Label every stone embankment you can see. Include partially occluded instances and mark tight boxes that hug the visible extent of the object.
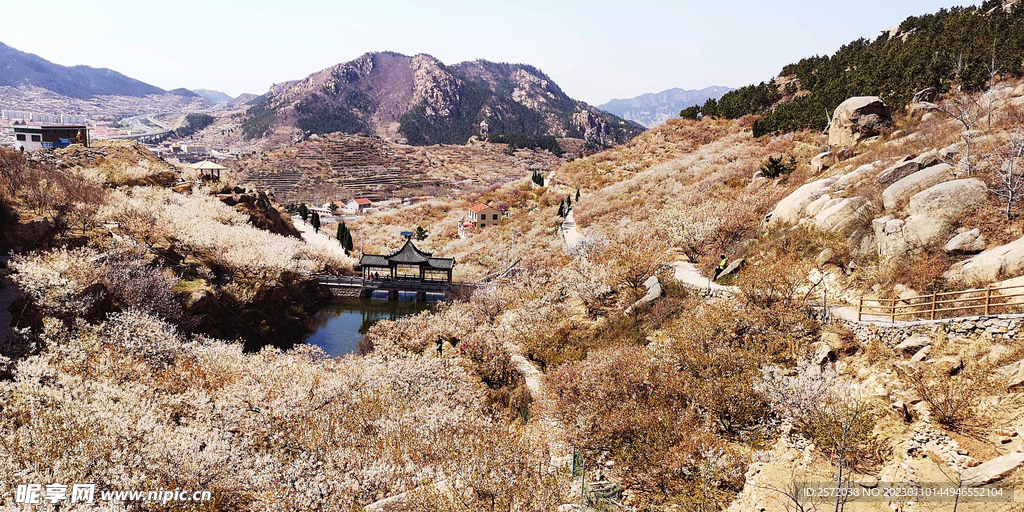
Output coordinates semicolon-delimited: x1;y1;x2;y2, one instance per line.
849;314;1024;344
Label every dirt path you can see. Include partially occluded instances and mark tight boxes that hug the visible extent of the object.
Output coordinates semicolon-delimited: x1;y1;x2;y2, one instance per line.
292;215;352;262
510;351;574;470
561;210;581;250
670;261;738;293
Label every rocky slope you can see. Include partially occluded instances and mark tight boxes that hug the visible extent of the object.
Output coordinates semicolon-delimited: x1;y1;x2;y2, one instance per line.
240;51;643;147
598;86;734;127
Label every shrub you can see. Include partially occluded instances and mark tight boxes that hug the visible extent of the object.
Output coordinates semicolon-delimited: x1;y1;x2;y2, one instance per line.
757;364;880;508
903;361;998;429
759;155;797;179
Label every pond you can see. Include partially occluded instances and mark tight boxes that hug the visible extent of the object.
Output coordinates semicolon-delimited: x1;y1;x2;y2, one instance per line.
303;293;438;357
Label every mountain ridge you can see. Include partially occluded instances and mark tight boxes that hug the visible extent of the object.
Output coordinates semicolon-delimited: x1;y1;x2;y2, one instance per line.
241;51;644;147
599;86;734;127
0;41;165;99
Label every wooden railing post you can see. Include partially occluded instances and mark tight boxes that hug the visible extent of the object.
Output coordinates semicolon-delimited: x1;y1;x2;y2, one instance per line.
986;284;992;316
890;298;896;324
857;298;863;322
930;291;937;321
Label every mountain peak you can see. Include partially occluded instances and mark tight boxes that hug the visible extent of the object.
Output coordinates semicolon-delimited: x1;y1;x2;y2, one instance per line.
241;52;643;146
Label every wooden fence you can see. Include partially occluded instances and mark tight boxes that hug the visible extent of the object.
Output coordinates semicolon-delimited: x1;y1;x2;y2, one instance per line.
858;283;1024;322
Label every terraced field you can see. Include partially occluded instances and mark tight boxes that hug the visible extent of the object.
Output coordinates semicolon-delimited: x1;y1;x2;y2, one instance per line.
241;133;564;202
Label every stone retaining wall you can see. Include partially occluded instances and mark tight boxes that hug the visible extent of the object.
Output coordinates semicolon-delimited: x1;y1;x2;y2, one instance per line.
848;314;1024;346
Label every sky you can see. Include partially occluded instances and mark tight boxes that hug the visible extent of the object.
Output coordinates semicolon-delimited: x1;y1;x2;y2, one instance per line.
0;0;982;105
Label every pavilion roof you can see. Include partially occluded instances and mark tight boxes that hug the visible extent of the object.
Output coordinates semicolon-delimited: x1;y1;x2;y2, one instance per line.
190;160;227;171
359;239;455;270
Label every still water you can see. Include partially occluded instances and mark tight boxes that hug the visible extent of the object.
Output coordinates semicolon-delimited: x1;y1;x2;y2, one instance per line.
304;293;437;357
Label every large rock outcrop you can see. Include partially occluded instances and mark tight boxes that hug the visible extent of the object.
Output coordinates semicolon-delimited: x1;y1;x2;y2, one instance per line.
875;159;921;188
873;216;909;260
766;178;835;226
873;179;985;259
946;236;1024;283
811;197;873;234
902;179;987;247
881;163;955;212
828;96;893;147
944;229;985;254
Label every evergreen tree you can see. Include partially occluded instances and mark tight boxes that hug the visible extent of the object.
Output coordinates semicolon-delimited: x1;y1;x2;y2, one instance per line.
566;195;572;209
311;211;321;232
680;105;701;119
337;221;354;253
414;226;429;241
700;98;720;118
760;155;797;179
299;203;309;222
575;188;580;202
558;200;565;218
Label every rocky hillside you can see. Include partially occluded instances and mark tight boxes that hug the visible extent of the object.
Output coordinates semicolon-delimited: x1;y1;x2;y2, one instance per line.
0;41;165;99
598;86;733;127
240;51;644;147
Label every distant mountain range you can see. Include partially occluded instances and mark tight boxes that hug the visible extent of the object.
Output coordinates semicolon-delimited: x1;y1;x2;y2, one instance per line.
599;86;734;128
0;41;166;99
240;51;644;146
192;89;234;104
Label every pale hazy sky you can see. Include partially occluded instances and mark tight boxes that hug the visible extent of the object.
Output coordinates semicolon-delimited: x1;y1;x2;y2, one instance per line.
0;0;980;104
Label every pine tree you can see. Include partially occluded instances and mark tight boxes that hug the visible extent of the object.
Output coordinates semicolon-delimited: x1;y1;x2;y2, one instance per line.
575;188;580;202
415;226;429;241
760;155;797;179
311;211;321;232
566;195;572;209
299;203;309;222
343;230;353;252
557;200;565;218
336;222;346;244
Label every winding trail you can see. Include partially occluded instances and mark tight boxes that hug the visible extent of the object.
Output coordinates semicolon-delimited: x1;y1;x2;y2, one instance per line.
561;210;581;250
510;351;573;468
292;215;351;261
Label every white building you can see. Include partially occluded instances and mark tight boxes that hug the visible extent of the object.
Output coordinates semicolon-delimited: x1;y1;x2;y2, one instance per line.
342;198;373;214
12;124;89;152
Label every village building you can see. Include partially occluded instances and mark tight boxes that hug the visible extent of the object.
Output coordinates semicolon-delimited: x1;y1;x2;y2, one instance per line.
307;205;334;219
343;198;373;214
12;124;89;151
468;203;501;228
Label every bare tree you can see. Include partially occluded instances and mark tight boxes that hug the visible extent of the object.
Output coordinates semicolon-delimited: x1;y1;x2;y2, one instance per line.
596;228;666;293
987;49;1000;130
936;92;985;176
988;130;1024;219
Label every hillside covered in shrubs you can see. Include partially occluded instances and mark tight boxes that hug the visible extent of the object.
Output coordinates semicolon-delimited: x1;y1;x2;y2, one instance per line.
8;3;1024;511
687;0;1024;136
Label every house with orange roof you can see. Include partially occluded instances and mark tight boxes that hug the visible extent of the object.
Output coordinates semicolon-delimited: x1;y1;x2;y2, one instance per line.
467;203;501;229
